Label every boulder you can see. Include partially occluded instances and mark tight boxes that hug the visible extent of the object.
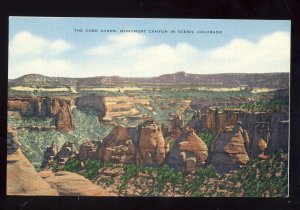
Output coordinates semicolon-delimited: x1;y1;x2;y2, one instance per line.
136;120;169;166
7;128;59;195
98;125;137;164
211;122;250;172
42;171;116;196
167;126;208;172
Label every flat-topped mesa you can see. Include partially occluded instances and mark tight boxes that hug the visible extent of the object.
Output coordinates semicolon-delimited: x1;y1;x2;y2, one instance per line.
7;96;72;118
75;95;139;121
54;103;74;132
136;120;169;166
250;122;270;159
98;125;137;164
211;122;250;173
167;126;208;173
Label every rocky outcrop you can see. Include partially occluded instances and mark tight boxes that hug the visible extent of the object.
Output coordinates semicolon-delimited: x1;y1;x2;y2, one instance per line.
249;122;270;158
189;108;289;156
7;127;21;155
41;142;59;169
55;142;79;164
98;126;137;164
167;127;208;172
40;171;116;196
79;140;100;161
7;97;68;117
54;103;74;131
76;95;140;121
136;120;169;166
7;128;59;195
211;122;250;172
169;114;184;138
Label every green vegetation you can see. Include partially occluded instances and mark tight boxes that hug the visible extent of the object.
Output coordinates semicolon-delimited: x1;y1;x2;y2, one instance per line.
229;98;288;112
8;109;112;168
197;131;216;151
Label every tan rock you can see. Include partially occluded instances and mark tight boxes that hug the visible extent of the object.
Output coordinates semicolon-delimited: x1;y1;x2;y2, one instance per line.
98;125;136;164
136;121;168;166
55;103;74;132
7;128;58;195
43;171;116;196
167;126;208;172
211;122;250;172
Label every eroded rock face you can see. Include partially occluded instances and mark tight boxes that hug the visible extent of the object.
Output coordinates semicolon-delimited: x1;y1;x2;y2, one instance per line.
136;120;169;166
7;127;21;155
211;122;250;172
7;97;66;117
7;128;59;195
55;103;74;131
98;126;137;164
79;140;100;161
167;127;208;173
249;122;270;158
41;171;116;196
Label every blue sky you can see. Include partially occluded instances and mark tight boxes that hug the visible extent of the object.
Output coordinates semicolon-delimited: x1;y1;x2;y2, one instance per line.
9;17;291;79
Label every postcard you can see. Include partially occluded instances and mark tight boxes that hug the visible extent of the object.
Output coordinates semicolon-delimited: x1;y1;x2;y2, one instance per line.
7;17;290;197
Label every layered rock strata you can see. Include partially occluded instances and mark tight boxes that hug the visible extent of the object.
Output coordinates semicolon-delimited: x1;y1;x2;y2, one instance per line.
167;127;208;173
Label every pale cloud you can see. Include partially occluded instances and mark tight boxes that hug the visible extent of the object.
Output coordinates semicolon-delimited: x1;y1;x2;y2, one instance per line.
9;31;290;78
10;31;72;57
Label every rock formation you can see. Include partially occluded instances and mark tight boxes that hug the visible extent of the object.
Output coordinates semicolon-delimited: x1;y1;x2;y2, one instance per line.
7;127;59;195
7;97;68;118
249;122;270;158
136;120;169;166
41;142;59;169
40;171;115;196
79;140;100;161
55;142;79;164
7;127;21;155
169;114;184;138
54;103;74;131
211;122;250;172
98;126;137;164
167;127;208;173
75;95;139;121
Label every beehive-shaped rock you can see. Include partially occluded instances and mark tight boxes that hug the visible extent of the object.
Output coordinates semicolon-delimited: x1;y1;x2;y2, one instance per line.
98;125;136;164
136;120;169;166
167;126;208;172
211;122;249;172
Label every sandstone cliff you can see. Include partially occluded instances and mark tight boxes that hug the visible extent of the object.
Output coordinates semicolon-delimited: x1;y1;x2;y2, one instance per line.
7;96;71;118
211;122;249;172
7;127;59;195
167;127;208;172
54;103;74;131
